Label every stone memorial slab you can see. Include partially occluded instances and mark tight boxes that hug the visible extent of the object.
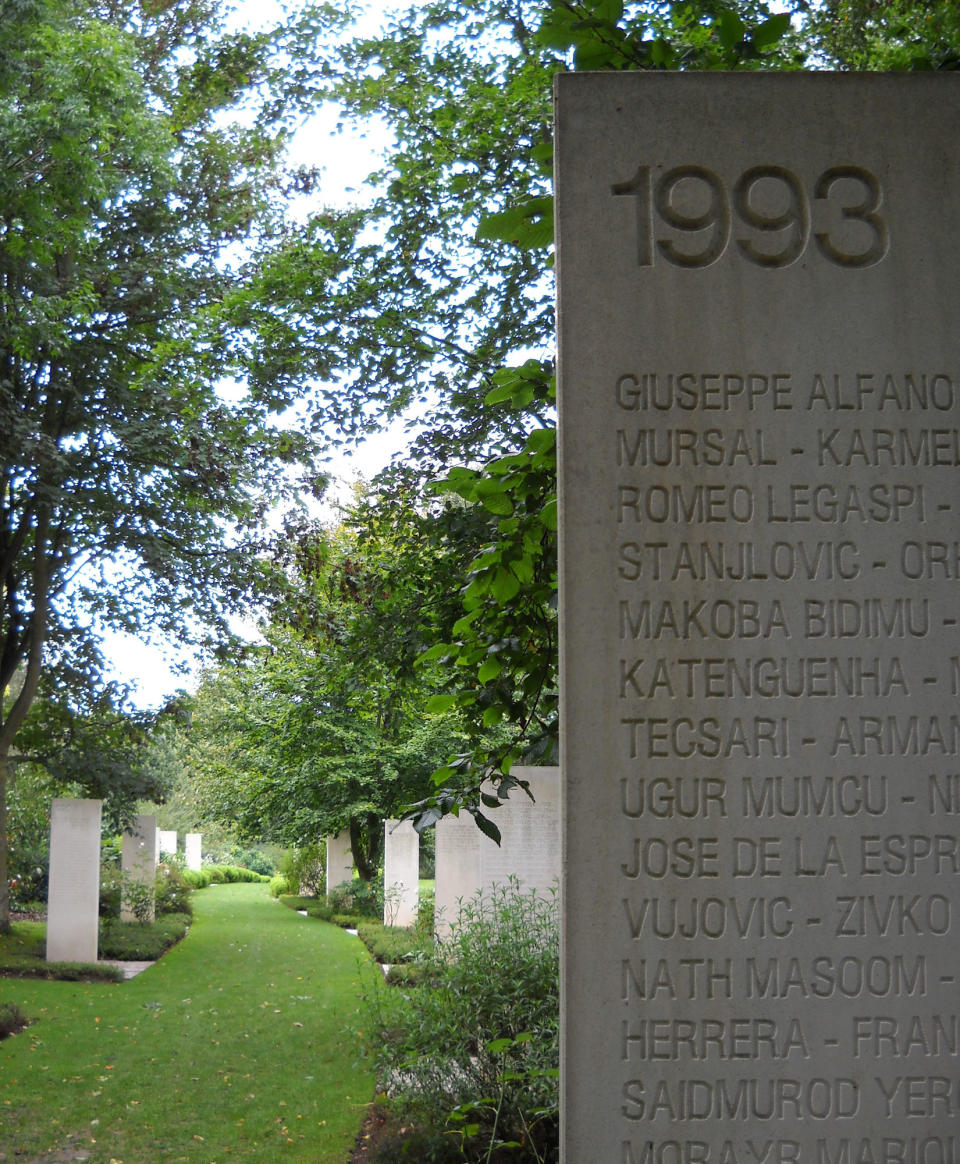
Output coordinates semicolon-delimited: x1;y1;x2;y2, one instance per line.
121;813;156;923
46;798;103;963
556;73;960;1163
157;829;178;859
325;831;354;895
383;819;419;927
185;832;202;872
434;766;559;933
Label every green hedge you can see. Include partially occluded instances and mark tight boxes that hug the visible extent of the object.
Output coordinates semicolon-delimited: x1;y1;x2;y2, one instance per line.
205;865;270;884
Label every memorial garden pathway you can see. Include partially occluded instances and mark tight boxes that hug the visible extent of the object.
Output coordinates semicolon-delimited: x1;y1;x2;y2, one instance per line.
0;882;378;1163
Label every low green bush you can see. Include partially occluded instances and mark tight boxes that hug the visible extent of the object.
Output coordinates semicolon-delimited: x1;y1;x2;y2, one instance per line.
356;922;431;966
155;864;193;916
0;955;124;983
205;864;270;884
368;878;559;1162
0;1001;29;1039
181;868;211;890
98;862;123;919
277;844;324;896
327;877;381;918
99;914;190;961
268;874;295;897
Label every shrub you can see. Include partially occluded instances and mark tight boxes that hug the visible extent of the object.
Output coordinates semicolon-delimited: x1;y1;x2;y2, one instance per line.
268;874;292;897
0;1002;29;1039
205;864;270;884
277;844;325;896
121;876;155;924
327;876;381;918
356;922;431;966
368;878;559;1162
155;864;193;917
181;868;211;890
98;863;123;919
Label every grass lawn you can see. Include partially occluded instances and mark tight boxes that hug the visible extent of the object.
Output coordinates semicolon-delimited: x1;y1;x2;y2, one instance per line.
0;881;379;1163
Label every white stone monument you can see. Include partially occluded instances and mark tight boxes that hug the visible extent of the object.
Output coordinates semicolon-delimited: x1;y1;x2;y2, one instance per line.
383;819;419;927
46;798;103;963
120;813;156;923
434;766;559;934
556;72;960;1162
184;832;202;872
325;831;353;895
157;829;178;860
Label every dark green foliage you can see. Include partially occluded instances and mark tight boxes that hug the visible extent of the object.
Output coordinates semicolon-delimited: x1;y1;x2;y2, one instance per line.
369;879;559;1161
356;921;432;966
0;1000;29;1038
0;954;124;983
203;864;270;884
277;844;325;897
153;864;193;916
327;877;382;919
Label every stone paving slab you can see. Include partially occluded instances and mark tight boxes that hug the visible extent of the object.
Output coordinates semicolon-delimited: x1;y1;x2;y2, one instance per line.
99;959;154;979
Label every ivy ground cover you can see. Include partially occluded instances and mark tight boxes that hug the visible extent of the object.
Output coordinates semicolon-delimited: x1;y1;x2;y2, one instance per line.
0;882;378;1162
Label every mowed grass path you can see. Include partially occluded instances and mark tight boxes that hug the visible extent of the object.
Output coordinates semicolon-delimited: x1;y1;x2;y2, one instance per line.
0;882;379;1163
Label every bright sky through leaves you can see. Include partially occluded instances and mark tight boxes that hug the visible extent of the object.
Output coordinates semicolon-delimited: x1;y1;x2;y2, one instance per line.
103;0;418;706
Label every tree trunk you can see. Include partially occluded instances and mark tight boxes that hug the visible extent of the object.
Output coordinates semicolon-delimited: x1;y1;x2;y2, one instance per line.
0;503;52;934
349;813;383;883
0;749;11;935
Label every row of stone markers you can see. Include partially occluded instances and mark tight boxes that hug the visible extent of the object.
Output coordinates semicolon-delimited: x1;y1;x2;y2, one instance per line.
45;801;202;964
325;766;561;932
44;766;558;965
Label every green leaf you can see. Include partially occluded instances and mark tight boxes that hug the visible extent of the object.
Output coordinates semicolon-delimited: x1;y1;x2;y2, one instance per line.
490;568;521;603
524;427;556;455
752;13;791;50
716;10;746;51
476;196;554;250
477;657;502;683
425;693;458;714
594;0;624;24
472;811;502;846
478;491;514;516
416;642;454;664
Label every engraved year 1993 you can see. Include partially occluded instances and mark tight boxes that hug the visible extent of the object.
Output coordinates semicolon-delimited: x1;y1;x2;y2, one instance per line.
612;164;888;269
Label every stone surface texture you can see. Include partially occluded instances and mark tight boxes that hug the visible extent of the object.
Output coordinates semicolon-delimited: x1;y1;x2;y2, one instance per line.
46;798;103;963
556;73;960;1162
325;831;354;895
184;832;202;872
383;819;419;927
434;766;559;934
120;813;156;923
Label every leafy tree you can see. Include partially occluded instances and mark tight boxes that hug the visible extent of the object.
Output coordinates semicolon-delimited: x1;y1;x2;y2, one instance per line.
180;499;503;875
0;0;341;931
804;0;960;70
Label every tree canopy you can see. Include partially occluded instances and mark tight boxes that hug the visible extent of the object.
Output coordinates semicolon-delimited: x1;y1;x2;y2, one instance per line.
0;0;341;930
173;499;507;874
